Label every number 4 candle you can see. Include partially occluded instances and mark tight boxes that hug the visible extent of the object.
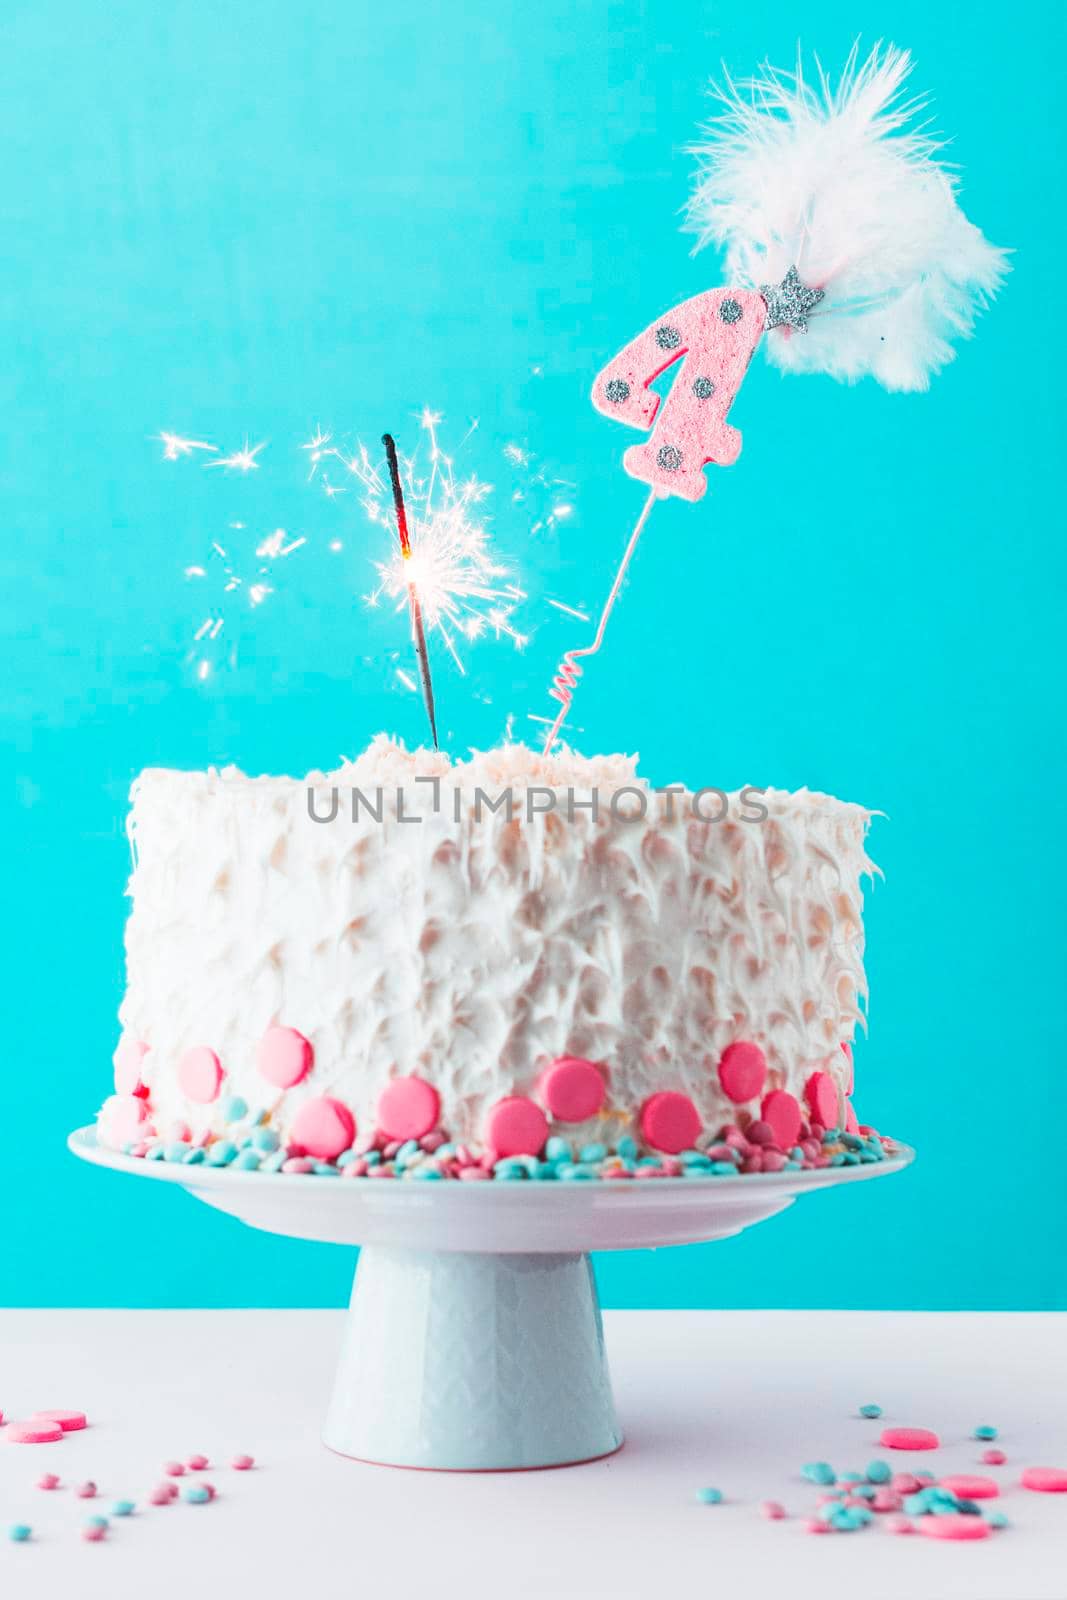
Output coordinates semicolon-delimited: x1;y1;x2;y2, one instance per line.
539;44;1006;751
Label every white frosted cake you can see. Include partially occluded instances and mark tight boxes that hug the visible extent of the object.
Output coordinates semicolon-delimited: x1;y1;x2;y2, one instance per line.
97;736;884;1178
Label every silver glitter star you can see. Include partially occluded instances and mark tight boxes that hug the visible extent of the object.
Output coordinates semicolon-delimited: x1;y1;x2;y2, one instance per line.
759;265;825;333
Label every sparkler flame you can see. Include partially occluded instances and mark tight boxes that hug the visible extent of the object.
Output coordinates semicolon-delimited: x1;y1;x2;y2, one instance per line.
345;411;528;674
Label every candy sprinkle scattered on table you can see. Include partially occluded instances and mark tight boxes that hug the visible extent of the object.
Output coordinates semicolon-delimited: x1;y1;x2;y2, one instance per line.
163;1459;185;1476
917;1514;991;1541
981;1448;1007;1465
801;1461;837;1485
7;1524;32;1542
231;1453;255;1470
75;1481;97;1498
30;1408;87;1432
110;1499;136;1517
974;1425;998;1441
760;1500;786;1519
880;1426;939;1451
4;1419;64;1444
36;1473;60;1490
1021;1466;1067;1493
859;1403;883;1419
695;1486;723;1504
187;1453;209;1470
183;1484;212;1504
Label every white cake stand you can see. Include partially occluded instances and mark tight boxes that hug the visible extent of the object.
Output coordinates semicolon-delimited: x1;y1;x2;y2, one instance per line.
69;1126;913;1471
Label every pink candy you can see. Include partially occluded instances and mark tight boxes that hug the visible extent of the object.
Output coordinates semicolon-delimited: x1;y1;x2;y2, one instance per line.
231;1453;254;1471
163;1460;185;1477
187;1453;209;1470
804;1517;831;1534
803;1070;841;1130
289;1096;356;1160
880;1426;940;1451
981;1448;1007;1465
82;1523;107;1542
149;1485;174;1505
113;1035;150;1097
1021;1466;1067;1492
4;1420;64;1444
483;1096;549;1159
717;1041;767;1104
885;1515;914;1535
32;1408;87;1433
97;1094;151;1149
917;1515;990;1541
177;1046;223;1104
759;1090;802;1151
539;1057;607;1122
759;1500;786;1520
639;1091;701;1154
376;1075;441;1141
75;1482;97;1498
36;1474;60;1490
939;1474;999;1500
257;1025;314;1088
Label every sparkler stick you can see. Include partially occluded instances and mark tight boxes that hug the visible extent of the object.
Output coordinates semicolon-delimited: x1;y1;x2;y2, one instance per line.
541;487;656;753
383;431;439;749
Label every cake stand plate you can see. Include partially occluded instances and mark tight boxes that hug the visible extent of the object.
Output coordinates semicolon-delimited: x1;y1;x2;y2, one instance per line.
69;1127;913;1471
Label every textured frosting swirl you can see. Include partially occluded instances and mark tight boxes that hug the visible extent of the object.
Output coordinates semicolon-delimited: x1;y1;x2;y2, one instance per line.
111;736;876;1147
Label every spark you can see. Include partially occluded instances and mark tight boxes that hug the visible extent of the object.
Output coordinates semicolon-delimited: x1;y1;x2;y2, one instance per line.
185;565;207;579
503;443;530;467
255;528;305;559
362;412;527;672
301;425;333;480
155;431;218;461
396;668;418;693
207;439;266;473
547;598;590;622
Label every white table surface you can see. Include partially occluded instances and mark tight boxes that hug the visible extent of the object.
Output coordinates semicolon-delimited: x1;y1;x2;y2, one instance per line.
1;1310;1065;1598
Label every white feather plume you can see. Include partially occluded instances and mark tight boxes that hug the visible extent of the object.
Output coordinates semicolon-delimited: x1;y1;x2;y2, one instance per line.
687;44;1008;391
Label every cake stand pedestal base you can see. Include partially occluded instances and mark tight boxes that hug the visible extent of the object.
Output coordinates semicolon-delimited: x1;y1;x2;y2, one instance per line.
70;1125;914;1473
323;1247;621;1470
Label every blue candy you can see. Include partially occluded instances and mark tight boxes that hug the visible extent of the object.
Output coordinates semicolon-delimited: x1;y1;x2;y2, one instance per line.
221;1094;248;1122
206;1140;237;1166
695;1487;723;1505
233;1149;261;1171
252;1127;280;1154
493;1159;528;1181
7;1524;31;1542
181;1147;206;1165
859;1403;882;1419
145;1143;165;1161
544;1136;573;1163
85;1515;109;1529
312;1161;340;1176
616;1135;638;1161
557;1163;596;1181
182;1486;211;1505
973;1424;998;1441
163;1141;192;1162
410;1166;443;1180
260;1150;287;1173
866;1459;891;1483
984;1510;1009;1529
579;1142;607;1164
110;1501;135;1517
802;1462;836;1485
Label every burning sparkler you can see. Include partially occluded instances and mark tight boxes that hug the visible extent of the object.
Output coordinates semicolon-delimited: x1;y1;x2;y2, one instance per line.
382;430;438;749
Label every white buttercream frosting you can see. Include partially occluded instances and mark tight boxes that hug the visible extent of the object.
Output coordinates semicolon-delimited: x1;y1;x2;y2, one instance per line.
108;735;876;1149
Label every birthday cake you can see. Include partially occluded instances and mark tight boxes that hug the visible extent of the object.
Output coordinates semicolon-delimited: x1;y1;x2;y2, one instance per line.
96;736;886;1178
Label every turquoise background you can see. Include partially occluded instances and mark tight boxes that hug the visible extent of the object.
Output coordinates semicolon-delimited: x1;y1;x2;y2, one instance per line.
3;0;1063;1309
